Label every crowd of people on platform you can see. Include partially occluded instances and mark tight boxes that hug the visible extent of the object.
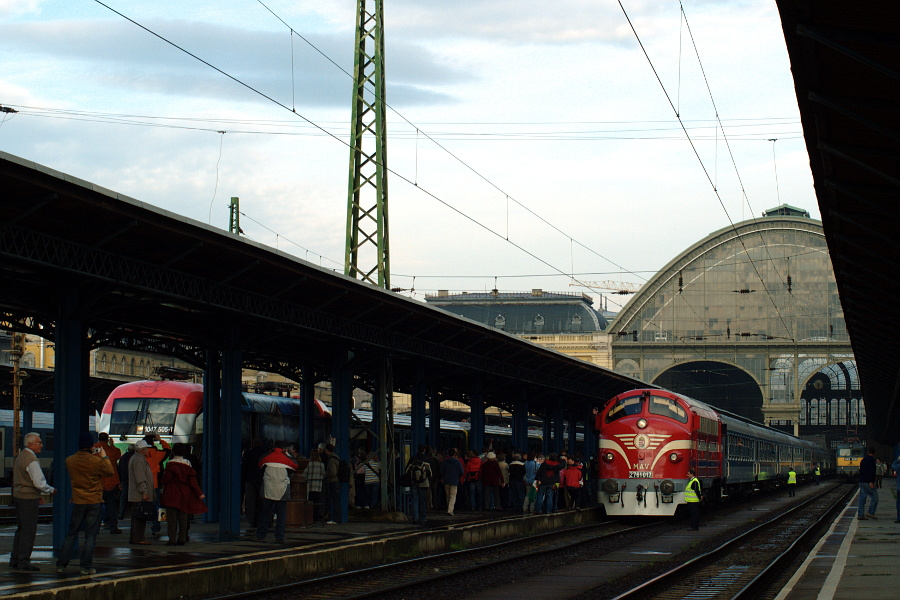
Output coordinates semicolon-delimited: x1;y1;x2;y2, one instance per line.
9;430;207;576
237;441;591;529
401;444;590;524
28;434;900;576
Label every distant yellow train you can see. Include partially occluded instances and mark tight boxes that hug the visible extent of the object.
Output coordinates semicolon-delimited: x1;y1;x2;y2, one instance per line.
836;442;865;478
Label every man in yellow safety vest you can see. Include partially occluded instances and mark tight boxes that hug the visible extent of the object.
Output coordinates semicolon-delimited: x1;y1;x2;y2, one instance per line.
685;469;702;531
787;467;797;497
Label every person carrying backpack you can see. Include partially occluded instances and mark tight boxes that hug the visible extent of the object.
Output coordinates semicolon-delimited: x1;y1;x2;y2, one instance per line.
405;446;432;525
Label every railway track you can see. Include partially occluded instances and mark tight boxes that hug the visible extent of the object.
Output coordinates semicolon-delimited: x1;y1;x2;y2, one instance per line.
609;484;855;600
210;517;664;600
176;483;849;600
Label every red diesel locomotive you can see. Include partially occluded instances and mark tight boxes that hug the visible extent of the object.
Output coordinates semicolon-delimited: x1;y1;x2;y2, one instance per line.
596;388;832;516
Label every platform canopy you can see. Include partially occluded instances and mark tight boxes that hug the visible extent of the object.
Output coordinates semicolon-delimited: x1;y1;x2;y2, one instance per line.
0;151;647;420
777;1;900;444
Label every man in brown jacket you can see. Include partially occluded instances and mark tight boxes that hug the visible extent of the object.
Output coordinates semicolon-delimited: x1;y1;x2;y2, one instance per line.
10;432;56;572
55;432;114;576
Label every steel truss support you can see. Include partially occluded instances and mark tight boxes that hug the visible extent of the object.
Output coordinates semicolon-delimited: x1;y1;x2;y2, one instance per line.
346;0;389;288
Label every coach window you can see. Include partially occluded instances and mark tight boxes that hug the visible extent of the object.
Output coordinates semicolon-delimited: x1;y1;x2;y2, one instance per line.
648;396;688;423
605;395;644;423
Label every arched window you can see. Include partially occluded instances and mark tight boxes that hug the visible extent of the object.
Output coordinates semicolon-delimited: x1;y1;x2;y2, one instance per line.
130;358;136;375
100;353;108;372
120;357;126;374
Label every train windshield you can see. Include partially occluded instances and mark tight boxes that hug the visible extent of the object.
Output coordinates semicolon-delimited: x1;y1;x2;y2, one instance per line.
648;395;688;423
109;397;179;436
605;395;644;423
838;447;863;457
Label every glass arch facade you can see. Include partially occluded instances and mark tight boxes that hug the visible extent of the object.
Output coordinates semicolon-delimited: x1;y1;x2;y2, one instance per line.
611;216;846;344
609;213;859;440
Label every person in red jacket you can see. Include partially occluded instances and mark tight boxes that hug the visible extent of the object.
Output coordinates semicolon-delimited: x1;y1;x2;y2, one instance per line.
465;451;483;511
480;452;505;510
562;455;584;509
256;441;299;540
159;443;206;546
535;454;565;514
142;434;171;536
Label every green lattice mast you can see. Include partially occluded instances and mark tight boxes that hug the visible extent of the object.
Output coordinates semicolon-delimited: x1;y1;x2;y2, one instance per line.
346;0;389;289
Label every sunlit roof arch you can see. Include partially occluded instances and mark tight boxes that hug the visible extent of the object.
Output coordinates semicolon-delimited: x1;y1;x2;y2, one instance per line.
608;216;835;343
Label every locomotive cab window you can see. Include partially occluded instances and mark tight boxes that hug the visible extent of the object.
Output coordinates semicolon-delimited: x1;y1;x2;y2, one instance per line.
648;396;688;423
109;397;179;437
605;395;644;423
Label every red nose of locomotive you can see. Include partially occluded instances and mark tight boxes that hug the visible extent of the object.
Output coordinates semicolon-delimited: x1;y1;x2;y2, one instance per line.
597;390;692;516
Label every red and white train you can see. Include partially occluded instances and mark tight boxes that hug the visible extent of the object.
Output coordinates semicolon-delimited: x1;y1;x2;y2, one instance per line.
595;388;833;516
96;380;331;449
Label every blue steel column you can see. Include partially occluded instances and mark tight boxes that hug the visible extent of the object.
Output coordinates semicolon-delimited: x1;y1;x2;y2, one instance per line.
428;391;440;450
219;328;243;539
202;350;221;523
299;366;316;453
568;416;577;455
332;351;353;523
52;288;85;552
583;411;597;461
554;406;565;453
411;378;426;453
469;391;485;453
512;389;528;453
542;414;551;456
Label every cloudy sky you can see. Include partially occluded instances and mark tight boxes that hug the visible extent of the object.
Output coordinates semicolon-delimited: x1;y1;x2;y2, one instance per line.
0;1;817;312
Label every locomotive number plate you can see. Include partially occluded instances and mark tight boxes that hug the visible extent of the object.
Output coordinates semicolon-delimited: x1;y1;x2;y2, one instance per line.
629;471;652;478
145;425;173;434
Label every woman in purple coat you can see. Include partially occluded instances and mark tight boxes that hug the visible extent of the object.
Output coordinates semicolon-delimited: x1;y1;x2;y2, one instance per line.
160;443;207;545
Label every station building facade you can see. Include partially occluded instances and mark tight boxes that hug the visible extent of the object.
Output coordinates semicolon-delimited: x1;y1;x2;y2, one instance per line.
607;205;863;447
425;289;612;370
424;206;865;448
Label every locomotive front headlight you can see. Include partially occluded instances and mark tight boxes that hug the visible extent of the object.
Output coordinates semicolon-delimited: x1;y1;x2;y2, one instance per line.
669;452;681;462
636;418;648;429
602;479;619;494
602;451;615;463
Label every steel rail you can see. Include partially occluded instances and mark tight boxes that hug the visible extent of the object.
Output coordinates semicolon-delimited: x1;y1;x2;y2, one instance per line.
207;517;662;600
729;485;856;600
609;484;855;600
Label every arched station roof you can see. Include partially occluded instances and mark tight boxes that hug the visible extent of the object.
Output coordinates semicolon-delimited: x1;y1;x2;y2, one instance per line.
609;215;843;346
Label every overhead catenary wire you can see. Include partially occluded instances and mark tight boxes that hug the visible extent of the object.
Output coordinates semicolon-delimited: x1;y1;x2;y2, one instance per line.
83;1;814;340
85;0;629;302
617;0;803;343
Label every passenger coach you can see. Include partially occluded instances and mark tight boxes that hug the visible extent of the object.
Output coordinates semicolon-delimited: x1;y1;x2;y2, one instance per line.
596;388;832;516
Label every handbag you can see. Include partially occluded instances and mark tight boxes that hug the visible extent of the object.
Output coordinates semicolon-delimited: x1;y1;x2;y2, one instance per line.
133;501;156;521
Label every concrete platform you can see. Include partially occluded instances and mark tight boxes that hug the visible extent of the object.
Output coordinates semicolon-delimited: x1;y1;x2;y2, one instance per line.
3;483;896;600
0;506;594;599
776;485;900;600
